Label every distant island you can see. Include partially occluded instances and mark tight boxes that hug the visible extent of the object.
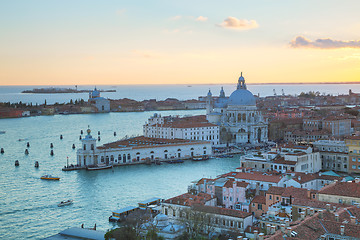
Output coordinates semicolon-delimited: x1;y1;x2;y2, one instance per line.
22;87;116;94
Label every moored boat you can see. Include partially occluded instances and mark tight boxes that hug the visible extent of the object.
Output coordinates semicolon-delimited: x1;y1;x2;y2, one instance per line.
40;174;60;180
192;156;210;161
165;160;184;164
58;199;73;207
86;164;113;171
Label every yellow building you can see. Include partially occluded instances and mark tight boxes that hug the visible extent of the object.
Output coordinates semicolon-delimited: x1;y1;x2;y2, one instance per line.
345;136;360;173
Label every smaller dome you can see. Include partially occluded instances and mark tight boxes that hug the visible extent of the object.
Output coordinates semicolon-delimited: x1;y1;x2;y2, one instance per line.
207;89;212;97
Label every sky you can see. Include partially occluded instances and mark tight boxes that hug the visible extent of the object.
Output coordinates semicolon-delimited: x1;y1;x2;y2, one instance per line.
1;0;360;86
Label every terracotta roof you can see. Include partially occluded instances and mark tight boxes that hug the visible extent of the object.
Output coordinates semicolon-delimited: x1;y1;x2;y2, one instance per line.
292;198;349;209
164;192;215;206
267;186;285;195
232;172;282;183
292;172;342;184
148;115;218;129
268;207;360;240
272;157;296;165
281;186;308;199
191;205;252;219
319;181;360;198
97;136;210;150
251;195;266;205
236;181;250;188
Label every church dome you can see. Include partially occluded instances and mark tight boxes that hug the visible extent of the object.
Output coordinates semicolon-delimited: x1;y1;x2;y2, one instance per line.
228;72;256;106
228;89;256;106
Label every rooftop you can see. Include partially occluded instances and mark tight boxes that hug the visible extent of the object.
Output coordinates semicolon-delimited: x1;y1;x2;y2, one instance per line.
97;136;210;150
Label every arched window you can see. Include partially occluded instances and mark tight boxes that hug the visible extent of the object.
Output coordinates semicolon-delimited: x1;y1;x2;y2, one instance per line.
123;154;126;163
91;144;94;150
136;152;140;155
118;154;121;161
101;156;104;162
83;144;86;150
127;154;131;160
110;155;114;161
150;151;154;154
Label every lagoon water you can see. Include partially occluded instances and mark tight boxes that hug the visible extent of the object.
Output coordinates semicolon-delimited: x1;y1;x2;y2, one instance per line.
1;83;360;105
0;109;243;239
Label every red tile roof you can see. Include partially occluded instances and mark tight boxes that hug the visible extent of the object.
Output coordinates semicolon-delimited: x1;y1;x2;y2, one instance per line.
251;195;266;205
97;136;210;150
164;192;215;206
192;205;252;219
319;181;360;198
232;172;282;183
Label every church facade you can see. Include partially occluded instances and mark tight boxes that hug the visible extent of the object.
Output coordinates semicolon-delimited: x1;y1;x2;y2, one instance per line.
206;73;268;144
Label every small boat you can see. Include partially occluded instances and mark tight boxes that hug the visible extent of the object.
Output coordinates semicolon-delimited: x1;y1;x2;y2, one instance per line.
86;164;113;171
0;131;5;134
35;161;39;168
15;160;19;166
58;199;73;207
165;160;184;164
218;154;233;158
192;156;210;161
40;174;60;180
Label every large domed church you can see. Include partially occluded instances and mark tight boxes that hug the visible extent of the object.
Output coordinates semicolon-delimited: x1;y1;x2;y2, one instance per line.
206;73;268;144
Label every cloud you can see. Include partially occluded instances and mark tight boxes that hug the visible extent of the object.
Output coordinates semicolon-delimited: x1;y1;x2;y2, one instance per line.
218;17;258;30
290;36;360;49
196;16;208;22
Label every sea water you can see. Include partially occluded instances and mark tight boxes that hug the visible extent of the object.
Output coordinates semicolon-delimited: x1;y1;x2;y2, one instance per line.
0;109;242;239
1;83;360;105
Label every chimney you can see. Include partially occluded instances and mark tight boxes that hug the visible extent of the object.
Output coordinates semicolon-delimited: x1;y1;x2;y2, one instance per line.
286;227;291;237
266;224;271;234
280;224;285;233
319;210;323;219
271;225;276;234
340;225;345;236
259;233;264;240
300;212;305;220
310;208;315;216
254;230;259;240
285;219;290;227
335;214;339;222
350;216;356;224
326;204;331;211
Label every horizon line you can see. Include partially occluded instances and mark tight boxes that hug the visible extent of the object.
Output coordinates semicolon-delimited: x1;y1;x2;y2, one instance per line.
1;81;360;87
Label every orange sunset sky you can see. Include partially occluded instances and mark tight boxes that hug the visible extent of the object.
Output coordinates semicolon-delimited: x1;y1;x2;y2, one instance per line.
1;0;360;85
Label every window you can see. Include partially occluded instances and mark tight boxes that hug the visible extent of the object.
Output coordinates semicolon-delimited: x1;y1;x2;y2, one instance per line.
353;165;356;169
339;199;343;203
269;195;272;200
258;204;262;210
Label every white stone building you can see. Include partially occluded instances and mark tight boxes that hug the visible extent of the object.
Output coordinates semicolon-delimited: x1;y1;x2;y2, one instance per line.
161;193;253;234
241;145;322;173
77;128;212;167
143;114;220;145
312;139;349;172
88;87;110;112
206;73;268;144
